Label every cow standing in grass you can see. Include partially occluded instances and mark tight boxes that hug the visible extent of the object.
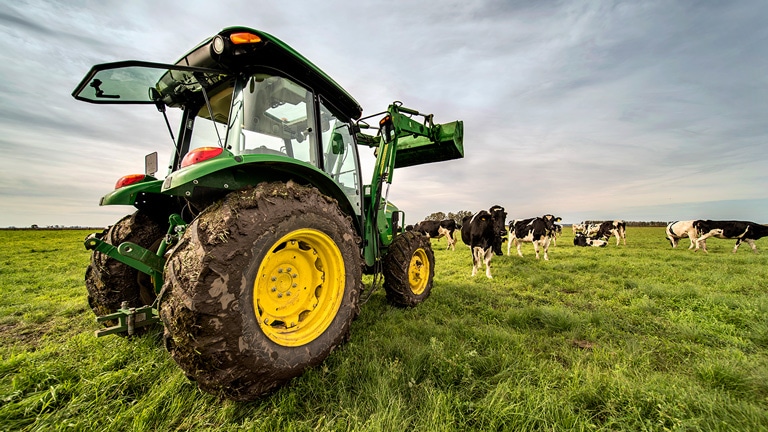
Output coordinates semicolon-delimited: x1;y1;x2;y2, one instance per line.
693;220;768;253
413;219;459;251
507;214;562;260
461;205;507;278
595;220;627;246
666;220;700;249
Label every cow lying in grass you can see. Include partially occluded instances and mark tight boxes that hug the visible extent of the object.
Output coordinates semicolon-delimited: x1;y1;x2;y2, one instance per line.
573;233;608;247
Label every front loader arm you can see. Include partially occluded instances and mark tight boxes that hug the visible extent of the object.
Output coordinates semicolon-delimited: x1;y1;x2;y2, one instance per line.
359;102;464;266
363;102;464;210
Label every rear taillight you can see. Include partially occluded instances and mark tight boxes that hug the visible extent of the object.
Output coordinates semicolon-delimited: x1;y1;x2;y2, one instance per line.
115;174;146;189
181;147;223;168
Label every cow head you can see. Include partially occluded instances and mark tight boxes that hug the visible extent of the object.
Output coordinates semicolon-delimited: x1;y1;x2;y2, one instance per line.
489;205;507;255
692;220;709;238
542;214;562;235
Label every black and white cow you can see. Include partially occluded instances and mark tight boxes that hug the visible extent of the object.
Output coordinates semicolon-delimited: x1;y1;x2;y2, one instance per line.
413;219;459;250
573;233;608;247
507;214;562;260
594;220;626;246
584;223;601;237
693;220;768;253
461;205;507;278
666;220;700;249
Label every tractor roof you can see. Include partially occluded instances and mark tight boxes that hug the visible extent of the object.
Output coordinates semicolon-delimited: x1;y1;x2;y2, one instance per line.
177;27;363;121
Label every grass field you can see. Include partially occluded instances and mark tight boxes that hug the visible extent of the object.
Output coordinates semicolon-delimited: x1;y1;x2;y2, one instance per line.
1;227;768;431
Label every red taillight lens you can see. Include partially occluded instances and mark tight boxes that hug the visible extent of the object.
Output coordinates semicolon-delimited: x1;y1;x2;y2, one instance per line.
181;147;223;168
115;174;146;189
229;32;262;45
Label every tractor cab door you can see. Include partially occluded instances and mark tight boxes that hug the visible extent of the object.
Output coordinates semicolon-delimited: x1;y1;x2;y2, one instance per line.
319;100;362;217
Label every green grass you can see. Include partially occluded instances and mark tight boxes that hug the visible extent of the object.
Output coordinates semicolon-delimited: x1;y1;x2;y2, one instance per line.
1;228;768;431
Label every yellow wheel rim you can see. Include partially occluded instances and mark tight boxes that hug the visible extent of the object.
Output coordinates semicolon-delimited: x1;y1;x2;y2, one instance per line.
409;247;430;295
254;228;345;347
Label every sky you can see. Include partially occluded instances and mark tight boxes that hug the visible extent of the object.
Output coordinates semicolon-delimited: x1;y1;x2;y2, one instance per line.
1;0;767;228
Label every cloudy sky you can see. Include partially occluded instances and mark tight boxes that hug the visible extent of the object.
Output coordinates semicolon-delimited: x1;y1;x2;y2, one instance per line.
1;0;767;227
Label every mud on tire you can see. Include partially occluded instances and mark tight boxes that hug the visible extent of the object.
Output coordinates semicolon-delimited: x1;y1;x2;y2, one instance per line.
85;211;167;327
159;181;362;401
383;231;435;307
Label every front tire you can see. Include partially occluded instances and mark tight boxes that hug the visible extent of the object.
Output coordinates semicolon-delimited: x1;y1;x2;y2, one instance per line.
383;231;435;307
159;182;362;400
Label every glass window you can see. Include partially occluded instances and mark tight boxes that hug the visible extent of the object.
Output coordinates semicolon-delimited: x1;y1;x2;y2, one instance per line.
189;86;233;150
320;101;361;214
228;75;316;164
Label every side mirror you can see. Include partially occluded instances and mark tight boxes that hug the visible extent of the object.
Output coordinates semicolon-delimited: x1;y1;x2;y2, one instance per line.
145;152;158;176
331;133;344;155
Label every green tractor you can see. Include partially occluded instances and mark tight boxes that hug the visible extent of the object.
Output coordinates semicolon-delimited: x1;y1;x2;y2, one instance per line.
72;26;463;400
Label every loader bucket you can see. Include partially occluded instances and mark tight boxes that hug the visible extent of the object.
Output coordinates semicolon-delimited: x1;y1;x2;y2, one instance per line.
393;120;463;168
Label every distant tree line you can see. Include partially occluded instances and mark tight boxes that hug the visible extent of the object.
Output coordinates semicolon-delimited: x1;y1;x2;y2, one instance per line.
422;211;473;226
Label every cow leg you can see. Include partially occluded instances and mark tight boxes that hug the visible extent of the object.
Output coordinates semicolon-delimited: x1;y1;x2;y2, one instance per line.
695;233;712;253
732;239;742;253
688;230;699;250
532;241;540;259
507;237;513;256
542;237;551;260
446;231;456;251
745;239;758;253
516;240;524;258
610;229;619;246
438;227;452;250
483;247;494;279
472;247;485;276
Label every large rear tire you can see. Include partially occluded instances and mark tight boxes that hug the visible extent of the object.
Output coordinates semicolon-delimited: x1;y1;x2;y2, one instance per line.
159;181;362;400
383;231;435;307
85;211;166;328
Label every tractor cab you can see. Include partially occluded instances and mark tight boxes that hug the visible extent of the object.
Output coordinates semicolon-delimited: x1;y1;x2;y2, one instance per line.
74;60;364;218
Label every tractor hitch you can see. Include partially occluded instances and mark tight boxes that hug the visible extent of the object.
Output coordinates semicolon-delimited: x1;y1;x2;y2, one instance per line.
95;301;160;337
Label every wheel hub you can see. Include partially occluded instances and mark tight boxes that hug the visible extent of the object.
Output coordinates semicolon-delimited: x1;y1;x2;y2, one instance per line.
409;247;429;295
254;229;344;346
